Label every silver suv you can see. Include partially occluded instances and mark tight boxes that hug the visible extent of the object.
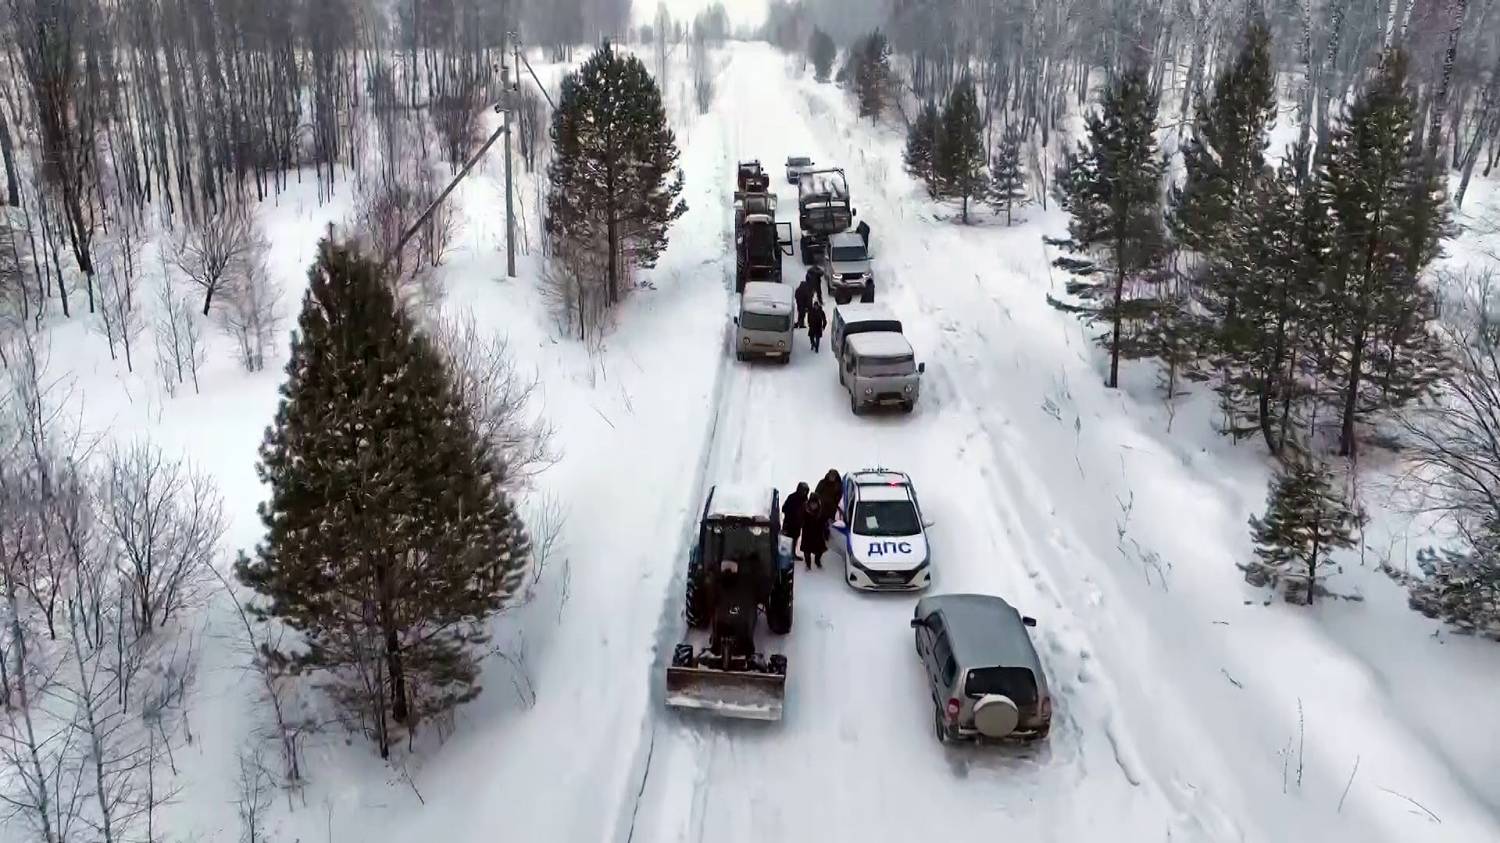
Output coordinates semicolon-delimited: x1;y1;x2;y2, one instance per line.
910;594;1052;743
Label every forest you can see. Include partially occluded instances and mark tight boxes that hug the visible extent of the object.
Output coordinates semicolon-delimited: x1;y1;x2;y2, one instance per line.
3;0;1500;839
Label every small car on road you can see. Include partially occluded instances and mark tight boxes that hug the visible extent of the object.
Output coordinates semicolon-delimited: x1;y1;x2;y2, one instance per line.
832;469;933;591
785;155;815;184
911;593;1053;743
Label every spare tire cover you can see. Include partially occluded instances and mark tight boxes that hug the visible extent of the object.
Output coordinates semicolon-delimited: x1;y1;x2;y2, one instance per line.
973;695;1020;738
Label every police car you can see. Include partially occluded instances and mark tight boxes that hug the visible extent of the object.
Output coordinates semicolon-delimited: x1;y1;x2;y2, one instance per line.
833;469;934;592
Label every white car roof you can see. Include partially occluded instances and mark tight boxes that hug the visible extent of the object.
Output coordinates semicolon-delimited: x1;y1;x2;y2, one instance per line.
708;484;774;520
846;332;914;357
742;282;795;307
852;469;911;485
835;302;898;323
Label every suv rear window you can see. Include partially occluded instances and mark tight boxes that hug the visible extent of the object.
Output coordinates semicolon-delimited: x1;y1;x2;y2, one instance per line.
846;319;903;337
964;667;1038;705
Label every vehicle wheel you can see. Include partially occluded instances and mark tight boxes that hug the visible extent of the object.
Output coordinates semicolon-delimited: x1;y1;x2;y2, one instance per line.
850;393;862;416
902;402;915;414
780;353;791;365
735;351;746;362
671;643;694;668
766;567;794;634
1024;723;1051;743
768;654;788;676
684;562;708;629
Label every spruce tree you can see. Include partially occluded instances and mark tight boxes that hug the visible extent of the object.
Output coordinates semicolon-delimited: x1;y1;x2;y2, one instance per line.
808;28;836;83
903;101;940;197
851;30;892;118
988;129;1027;226
1051;64;1168;389
1169;21;1279;432
547;42;687;308
1317;49;1451;459
1244;458;1356;605
935;76;987;224
1399;538;1500;640
1218;147;1324;454
237;239;530;758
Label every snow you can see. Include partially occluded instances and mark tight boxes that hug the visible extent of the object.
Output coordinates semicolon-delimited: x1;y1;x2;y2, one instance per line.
15;39;1500;843
707;484;776;521
845;330;916;358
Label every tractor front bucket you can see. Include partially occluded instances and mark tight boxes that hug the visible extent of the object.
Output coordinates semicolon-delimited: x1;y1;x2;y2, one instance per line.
665;664;786;721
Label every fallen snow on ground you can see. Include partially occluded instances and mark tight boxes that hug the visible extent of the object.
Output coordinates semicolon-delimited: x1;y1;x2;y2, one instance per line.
14;41;1500;843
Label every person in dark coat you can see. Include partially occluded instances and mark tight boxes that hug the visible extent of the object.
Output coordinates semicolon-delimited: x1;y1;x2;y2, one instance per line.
801;494;828;569
860;277;875;303
814;469;842;521
794;278;813;328
807;299;827;352
781;482;809;559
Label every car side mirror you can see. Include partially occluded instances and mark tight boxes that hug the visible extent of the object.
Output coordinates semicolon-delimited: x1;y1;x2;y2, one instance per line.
733;316;739;325
918;362;926;374
909;618;924;629
922;518;935;529
1022;616;1037;628
851;208;858;217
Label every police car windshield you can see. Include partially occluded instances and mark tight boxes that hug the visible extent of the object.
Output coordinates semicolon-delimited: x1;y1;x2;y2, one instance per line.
852;500;920;537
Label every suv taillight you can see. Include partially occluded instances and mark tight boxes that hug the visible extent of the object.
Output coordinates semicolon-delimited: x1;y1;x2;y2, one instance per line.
1039;695;1053;719
945;697;961;722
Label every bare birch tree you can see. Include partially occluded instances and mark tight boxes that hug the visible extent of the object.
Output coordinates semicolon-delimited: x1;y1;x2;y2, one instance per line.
174;209;261;316
217;256;283;374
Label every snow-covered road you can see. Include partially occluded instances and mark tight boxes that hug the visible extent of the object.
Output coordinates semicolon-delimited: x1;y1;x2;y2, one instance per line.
621;44;1500;843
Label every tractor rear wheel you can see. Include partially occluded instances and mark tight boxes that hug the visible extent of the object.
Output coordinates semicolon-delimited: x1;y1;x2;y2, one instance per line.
768;654;788;676
672;643;694;668
766;567;794;634
685;561;709;629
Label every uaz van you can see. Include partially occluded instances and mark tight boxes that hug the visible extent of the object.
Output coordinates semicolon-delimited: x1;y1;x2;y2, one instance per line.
734;281;795;363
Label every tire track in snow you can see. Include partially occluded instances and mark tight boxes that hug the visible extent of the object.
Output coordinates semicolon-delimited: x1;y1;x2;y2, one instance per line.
615;64;741;843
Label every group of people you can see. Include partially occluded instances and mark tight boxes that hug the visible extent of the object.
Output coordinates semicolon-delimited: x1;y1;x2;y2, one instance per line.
781;469;844;570
793;266;876;354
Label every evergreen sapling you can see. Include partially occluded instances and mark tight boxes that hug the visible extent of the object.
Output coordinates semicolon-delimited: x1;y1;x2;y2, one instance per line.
1244;459;1356;605
988;129;1027;225
904;101;940;197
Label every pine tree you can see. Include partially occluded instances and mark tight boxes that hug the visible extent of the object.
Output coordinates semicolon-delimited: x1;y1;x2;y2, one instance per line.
935;76;987;224
1169;21;1279;432
808;28;836;83
237;239;530;758
851;30;892;118
988;129;1027;225
903;101;940;197
1051;64;1168;389
547;42;687;308
1396;538;1500;640
1217;147;1324;454
1317;49;1451;459
1244;458;1356;605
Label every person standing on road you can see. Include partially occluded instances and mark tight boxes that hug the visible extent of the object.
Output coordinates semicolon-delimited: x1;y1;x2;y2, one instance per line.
807;299;827;353
801;494;828;570
860;277;875;303
781;482;809;560
794;275;814;328
814;469;842;520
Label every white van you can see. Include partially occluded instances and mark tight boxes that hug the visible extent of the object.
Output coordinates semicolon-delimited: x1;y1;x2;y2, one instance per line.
840;331;924;414
831;302;903;359
734;282;795;363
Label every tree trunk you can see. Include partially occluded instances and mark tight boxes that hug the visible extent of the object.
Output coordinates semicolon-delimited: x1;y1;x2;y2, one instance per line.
1108;256;1124;389
1428;0;1468;164
0;106;17;206
385;622;407;724
1339;324;1365;458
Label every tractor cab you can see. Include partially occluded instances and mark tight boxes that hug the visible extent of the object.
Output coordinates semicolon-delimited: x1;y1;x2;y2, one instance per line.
737;160;770;193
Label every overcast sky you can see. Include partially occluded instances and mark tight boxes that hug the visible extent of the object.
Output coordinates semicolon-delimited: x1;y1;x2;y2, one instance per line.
631;0;770;28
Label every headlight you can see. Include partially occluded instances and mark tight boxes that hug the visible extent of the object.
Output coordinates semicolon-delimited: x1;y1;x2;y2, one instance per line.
864;388;873;395
832;273;844;280
776;340;785;348
904;385;913;393
741;336;749;344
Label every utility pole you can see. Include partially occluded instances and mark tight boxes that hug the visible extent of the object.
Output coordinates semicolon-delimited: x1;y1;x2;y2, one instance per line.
503;35;517;278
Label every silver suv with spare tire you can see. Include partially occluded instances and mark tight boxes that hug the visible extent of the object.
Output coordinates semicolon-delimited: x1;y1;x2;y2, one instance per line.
911;593;1052;743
